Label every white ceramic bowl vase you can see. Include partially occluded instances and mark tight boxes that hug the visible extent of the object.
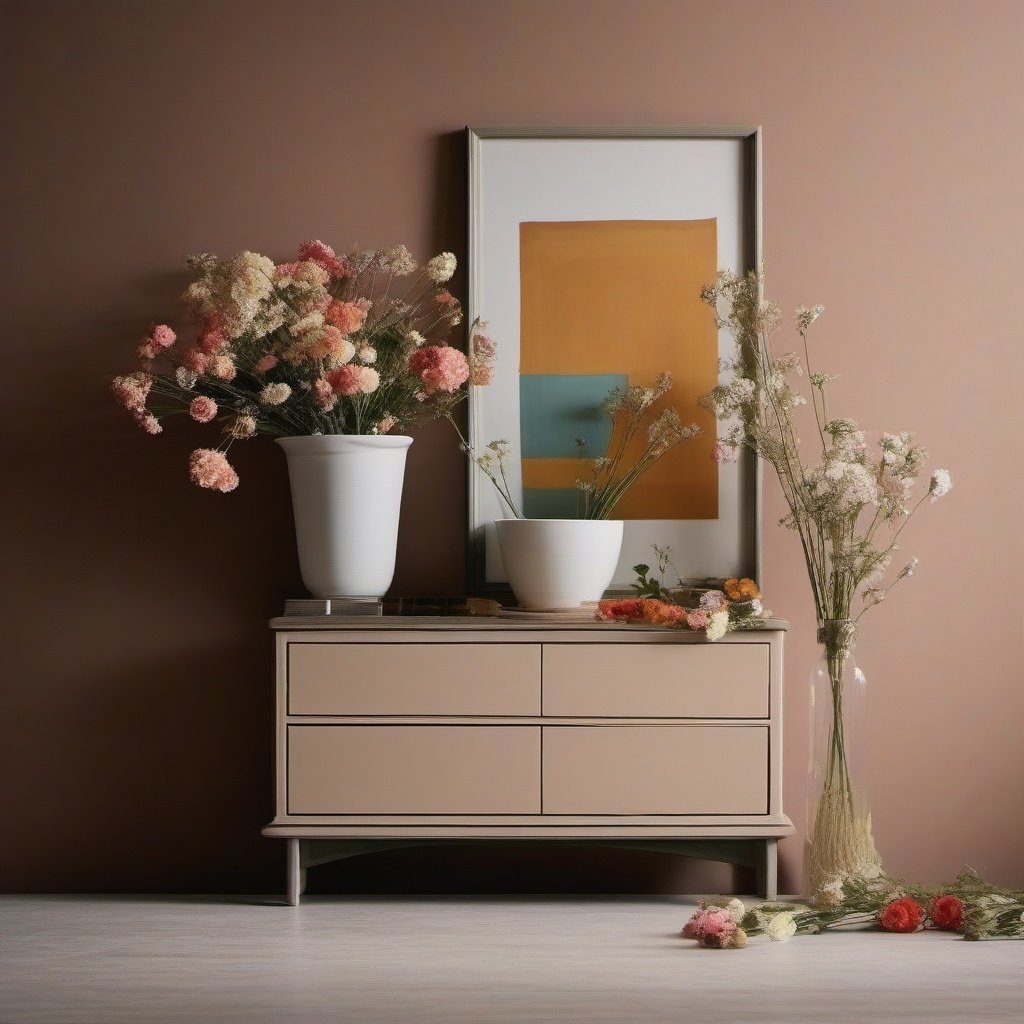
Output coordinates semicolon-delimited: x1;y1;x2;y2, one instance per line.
494;518;624;611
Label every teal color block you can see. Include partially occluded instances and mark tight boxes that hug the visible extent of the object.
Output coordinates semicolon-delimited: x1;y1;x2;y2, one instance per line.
519;374;625;459
523;487;580;519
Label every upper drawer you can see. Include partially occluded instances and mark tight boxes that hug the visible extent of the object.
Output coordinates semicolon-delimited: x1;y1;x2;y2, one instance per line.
288;643;541;716
542;643;769;718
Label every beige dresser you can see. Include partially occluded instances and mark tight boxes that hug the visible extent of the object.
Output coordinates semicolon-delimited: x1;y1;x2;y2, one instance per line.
263;616;793;904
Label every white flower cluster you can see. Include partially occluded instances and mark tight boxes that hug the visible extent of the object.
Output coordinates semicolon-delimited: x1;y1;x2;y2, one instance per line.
426;252;457;283
929;468;952;501
259;383;291;406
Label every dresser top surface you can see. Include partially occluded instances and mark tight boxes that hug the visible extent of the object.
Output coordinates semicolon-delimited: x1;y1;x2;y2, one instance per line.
271;615;788;636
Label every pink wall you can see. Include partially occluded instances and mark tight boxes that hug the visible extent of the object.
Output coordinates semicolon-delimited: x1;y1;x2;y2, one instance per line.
2;0;1021;893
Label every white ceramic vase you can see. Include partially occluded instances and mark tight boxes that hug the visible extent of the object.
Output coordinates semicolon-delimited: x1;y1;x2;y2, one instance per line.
494;518;624;611
277;434;413;599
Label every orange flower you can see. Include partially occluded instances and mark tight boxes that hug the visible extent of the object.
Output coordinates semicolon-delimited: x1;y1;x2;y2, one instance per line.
638;599;688;626
724;577;760;601
596;598;687;627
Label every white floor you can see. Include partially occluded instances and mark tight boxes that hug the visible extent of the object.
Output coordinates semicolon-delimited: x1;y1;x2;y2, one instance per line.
1;896;1022;1024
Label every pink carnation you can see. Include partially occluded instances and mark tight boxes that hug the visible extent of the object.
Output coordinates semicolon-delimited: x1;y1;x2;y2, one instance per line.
434;289;458;308
681;907;737;942
297;240;352;279
325;299;369;335
377;415;398;433
712;440;738;464
137;412;162;434
326;364;378;397
180;347;211;374
137;324;177;360
328;364;362;396
254;354;278;374
699;590;729;612
686;609;710;630
188;448;239;493
408;345;469;395
197;322;227;355
189;396;218;423
150;324;176;350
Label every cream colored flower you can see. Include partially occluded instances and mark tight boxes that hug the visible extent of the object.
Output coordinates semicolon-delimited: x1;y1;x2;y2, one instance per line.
227;414;257;439
260;383;291;405
928;468;952;501
765;912;797;942
726;898;746;919
706;610;729;641
426;252;457;283
175;366;198;389
383;245;417;276
406;330;425;347
289;311;325;337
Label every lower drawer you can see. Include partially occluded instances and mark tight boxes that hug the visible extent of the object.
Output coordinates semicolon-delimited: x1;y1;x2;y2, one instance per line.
542;725;768;814
287;725;541;814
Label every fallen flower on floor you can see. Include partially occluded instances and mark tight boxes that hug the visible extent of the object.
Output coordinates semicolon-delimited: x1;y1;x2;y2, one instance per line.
679;870;1024;948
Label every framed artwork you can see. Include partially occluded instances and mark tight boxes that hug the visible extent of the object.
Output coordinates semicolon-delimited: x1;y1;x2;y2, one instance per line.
466;125;762;595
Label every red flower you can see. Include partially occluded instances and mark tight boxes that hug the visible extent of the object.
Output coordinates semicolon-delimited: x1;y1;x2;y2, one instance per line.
596;598;645;621
879;897;925;933
930;894;965;931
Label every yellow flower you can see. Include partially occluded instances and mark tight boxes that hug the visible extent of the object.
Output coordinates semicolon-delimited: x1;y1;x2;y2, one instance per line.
724;577;760;601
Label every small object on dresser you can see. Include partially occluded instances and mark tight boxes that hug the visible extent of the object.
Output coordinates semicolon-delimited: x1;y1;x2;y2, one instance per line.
284;597;383;617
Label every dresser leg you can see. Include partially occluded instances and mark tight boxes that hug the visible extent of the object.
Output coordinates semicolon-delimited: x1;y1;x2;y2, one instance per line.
286;838;302;906
759;839;779;900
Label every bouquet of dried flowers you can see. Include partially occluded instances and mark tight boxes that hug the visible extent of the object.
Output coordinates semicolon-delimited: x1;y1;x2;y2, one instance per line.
595;546;771;640
698;268;952;898
112;241;493;491
453;366;699;519
680;869;1024;950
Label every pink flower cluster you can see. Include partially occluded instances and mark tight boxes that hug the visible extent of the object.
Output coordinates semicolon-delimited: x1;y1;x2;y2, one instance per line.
112;372;162;434
325;298;370;335
189;396;218;423
112;372;152;415
327;364;380;397
188;449;239;493
699;589;728;612
408;345;469;395
136;324;177;361
297;239;352;279
681;906;745;949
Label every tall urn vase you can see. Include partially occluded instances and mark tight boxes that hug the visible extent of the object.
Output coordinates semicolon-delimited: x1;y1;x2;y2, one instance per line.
277;435;413;599
804;619;882;901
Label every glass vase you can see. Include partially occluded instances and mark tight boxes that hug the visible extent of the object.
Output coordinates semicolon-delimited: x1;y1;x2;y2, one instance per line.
804;619;882;901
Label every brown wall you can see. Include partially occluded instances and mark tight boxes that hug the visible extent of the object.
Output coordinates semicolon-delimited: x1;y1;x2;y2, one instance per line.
2;0;1021;894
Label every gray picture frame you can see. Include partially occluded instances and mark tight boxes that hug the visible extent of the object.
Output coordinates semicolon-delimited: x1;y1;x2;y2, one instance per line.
465;125;763;598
